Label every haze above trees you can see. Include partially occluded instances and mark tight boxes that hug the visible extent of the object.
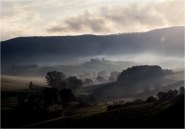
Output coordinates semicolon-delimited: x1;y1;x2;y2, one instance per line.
1;26;184;69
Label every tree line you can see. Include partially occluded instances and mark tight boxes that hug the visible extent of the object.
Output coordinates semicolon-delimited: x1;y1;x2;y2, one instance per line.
107;86;184;111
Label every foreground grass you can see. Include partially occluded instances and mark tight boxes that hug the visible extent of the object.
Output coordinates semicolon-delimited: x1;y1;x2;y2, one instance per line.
23;103;169;128
2;94;184;128
23;94;184;128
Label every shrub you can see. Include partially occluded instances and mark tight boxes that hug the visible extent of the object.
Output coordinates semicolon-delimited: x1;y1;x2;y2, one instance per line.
146;96;157;103
179;86;184;94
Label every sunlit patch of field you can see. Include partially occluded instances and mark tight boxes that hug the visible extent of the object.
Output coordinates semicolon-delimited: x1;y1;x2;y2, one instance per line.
1;75;47;91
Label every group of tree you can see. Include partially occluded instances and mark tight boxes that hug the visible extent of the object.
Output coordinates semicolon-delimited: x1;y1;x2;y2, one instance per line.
98;70;107;77
76;94;98;106
108;71;120;82
96;75;106;83
43;87;76;108
84;78;93;86
107;86;184;111
117;65;173;83
46;71;83;95
29;81;46;91
22;71;83;120
157;86;184;100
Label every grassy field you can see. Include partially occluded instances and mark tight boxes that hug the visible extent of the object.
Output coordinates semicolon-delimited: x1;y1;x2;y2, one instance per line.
22;103;163;128
23;94;184;128
1;75;46;110
1;75;47;91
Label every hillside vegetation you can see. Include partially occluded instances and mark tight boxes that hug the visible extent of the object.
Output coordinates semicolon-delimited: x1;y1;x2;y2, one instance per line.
23;94;184;128
1;26;184;69
2;61;136;77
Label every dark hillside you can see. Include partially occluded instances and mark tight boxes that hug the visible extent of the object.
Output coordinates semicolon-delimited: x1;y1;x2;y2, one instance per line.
1;26;184;69
84;65;175;98
22;94;184;128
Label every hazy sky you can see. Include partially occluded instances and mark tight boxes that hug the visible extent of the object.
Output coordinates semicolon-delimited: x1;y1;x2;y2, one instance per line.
1;0;184;41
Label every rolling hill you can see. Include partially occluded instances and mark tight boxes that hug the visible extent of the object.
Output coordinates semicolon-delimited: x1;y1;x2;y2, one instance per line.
1;60;137;77
1;26;184;70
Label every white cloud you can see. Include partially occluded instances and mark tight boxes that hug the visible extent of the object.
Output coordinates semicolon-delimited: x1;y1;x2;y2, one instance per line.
46;1;184;35
1;0;184;41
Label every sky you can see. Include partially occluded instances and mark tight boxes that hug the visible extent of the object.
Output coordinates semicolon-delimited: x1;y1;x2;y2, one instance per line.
0;0;184;41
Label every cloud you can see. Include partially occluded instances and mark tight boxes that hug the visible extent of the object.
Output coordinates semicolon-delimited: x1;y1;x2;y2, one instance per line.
1;0;184;41
46;1;184;34
47;10;111;33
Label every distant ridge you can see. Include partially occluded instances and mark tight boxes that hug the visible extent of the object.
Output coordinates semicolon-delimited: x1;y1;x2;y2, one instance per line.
1;26;184;69
2;26;183;41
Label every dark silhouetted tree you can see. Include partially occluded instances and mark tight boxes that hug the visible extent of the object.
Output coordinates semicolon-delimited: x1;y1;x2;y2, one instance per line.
146;96;157;103
157;91;166;100
173;89;178;96
29;81;33;90
67;76;83;95
46;71;66;90
84;78;93;86
60;88;76;108
179;86;184;94
108;76;115;82
98;70;107;77
96;75;105;83
110;71;119;78
117;65;171;82
166;90;174;98
43;88;60;106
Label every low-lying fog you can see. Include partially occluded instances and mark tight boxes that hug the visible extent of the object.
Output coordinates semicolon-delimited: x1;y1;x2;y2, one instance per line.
77;53;184;69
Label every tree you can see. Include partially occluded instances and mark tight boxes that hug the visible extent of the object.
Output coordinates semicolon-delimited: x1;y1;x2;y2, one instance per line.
84;78;93;86
108;76;116;82
29;81;33;90
179;86;184;94
166;90;174;98
157;91;166;100
46;71;66;89
96;75;105;83
110;71;119;78
98;70;107;77
173;89;178;96
43;88;60;106
146;96;157;103
60;88;76;108
117;65;166;82
67;76;83;95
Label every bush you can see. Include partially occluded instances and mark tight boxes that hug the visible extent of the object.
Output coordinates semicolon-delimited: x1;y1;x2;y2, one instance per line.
157;91;166;100
166;90;174;99
179;86;184;94
146;96;157;103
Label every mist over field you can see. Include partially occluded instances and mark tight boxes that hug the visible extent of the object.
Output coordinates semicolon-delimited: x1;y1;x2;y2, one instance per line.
1;26;184;70
1;0;184;128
